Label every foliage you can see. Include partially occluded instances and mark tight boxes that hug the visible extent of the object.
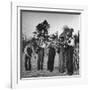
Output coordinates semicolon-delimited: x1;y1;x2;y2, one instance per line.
35;20;50;40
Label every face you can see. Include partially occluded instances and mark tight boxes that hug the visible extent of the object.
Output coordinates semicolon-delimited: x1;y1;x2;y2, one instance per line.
60;37;64;42
35;46;39;53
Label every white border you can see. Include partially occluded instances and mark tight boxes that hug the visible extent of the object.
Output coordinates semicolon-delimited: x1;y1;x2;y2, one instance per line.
11;2;88;89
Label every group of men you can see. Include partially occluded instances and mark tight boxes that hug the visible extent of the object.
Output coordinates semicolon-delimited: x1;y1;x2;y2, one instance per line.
24;36;77;75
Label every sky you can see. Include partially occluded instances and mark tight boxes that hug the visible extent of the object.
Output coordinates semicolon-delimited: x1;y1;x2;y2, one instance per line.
21;10;80;40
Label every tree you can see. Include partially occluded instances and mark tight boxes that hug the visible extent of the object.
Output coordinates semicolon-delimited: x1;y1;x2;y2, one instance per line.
35;20;50;41
50;31;58;40
74;31;79;46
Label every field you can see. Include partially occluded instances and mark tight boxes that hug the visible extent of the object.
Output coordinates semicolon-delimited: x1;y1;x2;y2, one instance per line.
21;50;79;78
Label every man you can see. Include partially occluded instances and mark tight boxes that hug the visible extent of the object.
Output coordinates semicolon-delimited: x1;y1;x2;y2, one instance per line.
58;37;66;73
65;29;74;75
24;44;32;71
37;39;45;70
47;44;56;72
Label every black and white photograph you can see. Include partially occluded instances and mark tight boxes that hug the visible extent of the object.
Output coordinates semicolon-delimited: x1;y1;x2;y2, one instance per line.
20;10;80;78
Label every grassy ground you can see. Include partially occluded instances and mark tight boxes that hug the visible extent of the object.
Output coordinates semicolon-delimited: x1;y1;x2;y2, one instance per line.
21;52;79;78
